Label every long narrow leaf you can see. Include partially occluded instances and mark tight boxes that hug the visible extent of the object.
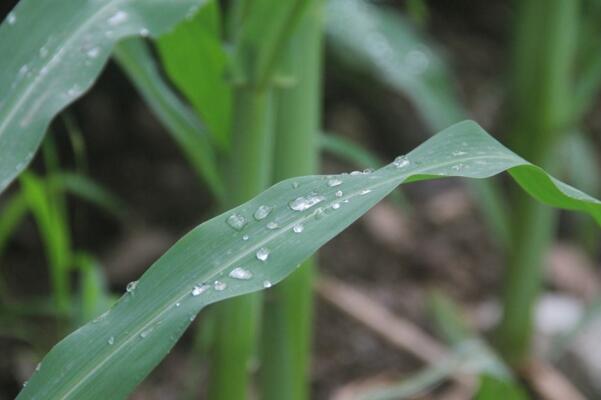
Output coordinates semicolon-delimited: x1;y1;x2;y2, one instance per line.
0;0;208;194
113;38;225;201
18;121;601;399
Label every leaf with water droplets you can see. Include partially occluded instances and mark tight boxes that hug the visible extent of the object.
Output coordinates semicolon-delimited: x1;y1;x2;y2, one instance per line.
19;121;601;399
0;0;210;194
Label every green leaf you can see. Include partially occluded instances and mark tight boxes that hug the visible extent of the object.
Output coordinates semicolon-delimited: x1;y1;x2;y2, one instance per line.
325;0;465;131
113;38;225;201
0;0;208;195
18;121;601;399
475;375;530;400
155;0;232;150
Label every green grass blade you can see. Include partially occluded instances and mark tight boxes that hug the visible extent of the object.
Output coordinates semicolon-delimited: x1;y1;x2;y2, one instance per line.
155;0;232;150
17;120;601;399
19;172;72;313
0;191;28;259
50;172;127;220
113;38;225;202
0;0;209;195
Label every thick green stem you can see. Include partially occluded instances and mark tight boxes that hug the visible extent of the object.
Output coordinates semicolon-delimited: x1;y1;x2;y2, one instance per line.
259;4;323;400
496;0;578;364
208;88;274;400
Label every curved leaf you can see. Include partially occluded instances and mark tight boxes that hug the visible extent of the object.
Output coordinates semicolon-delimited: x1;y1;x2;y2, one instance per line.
18;121;601;399
326;0;464;132
113;38;225;201
0;0;208;195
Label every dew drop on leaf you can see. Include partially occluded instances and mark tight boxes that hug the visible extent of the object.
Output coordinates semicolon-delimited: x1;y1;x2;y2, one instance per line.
126;280;138;293
289;193;325;211
327;178;342;187
253;205;272;220
226;213;247;231
335;190;343;197
266;222;279;230
293;224;304;233
191;284;208;296
332;202;340;210
108;336;114;345
229;267;253;280
393;155;410;168
108;10;128;26
263;280;272;288
86;47;100;59
7;12;16;25
214;281;227;291
242;234;249;241
256;247;270;261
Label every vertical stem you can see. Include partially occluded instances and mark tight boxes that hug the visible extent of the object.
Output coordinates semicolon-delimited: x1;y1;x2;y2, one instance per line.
259;3;322;400
496;0;578;364
208;87;274;400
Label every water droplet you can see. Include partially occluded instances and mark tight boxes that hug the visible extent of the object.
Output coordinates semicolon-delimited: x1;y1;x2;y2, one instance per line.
35;363;41;371
226;213;247;231
451;163;465;172
332;202;341;210
86;47;100;59
108;10;128;26
293;224;304;233
327;178;342;187
175;302;181;307
67;85;80;97
254;205;272;220
292;181;299;189
39;66;49;77
192;284;209;296
256;247;270;261
350;171;362;176
214;281;227;291
22;381;27;388
140;330;150;339
18;64;28;77
314;207;326;219
363;168;373;174
126;280;138;293
139;28;150;37
108;336;115;345
242;234;249;241
190;315;196;322
393;155;410;168
263;280;272;288
289;193;325;211
39;46;48;58
266;222;279;230
229;267;253;280
7;12;16;25
335;190;343;197
452;151;467;156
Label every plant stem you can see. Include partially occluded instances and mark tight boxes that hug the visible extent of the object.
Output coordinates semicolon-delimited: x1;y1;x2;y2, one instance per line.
496;0;578;364
259;3;323;399
208;87;274;400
